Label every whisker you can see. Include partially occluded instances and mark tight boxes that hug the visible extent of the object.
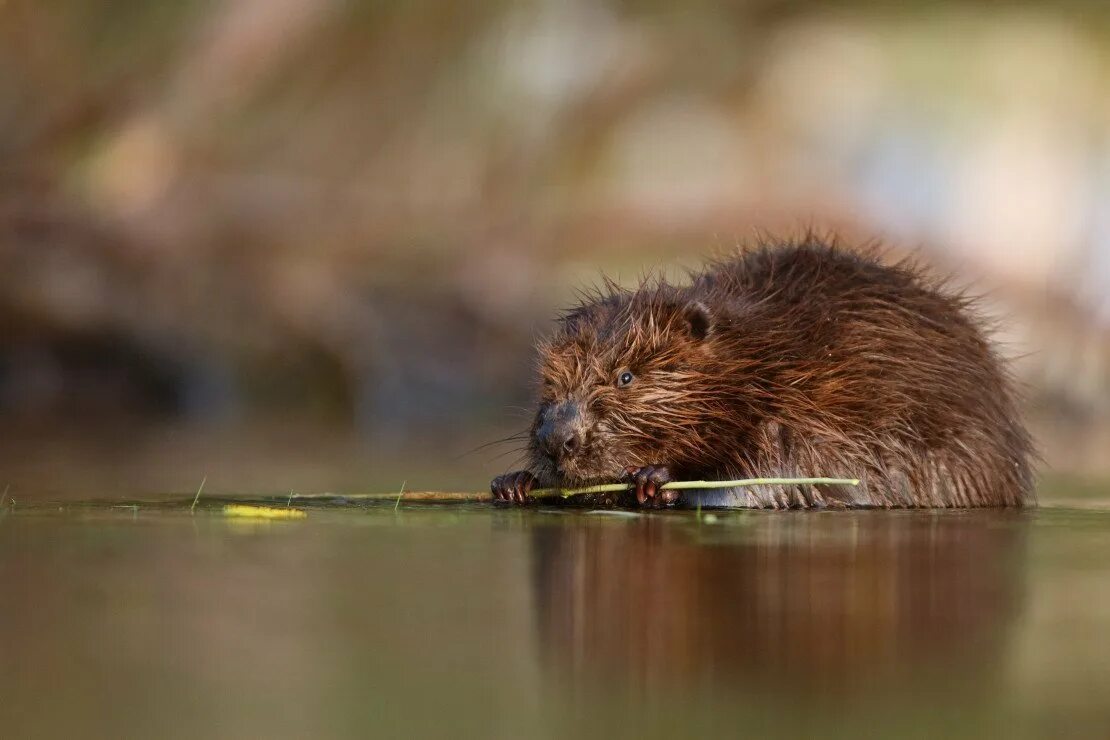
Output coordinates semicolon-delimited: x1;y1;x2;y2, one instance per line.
452;431;531;461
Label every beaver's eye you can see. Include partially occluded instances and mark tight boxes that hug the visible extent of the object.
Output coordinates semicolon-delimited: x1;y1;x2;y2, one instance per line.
616;370;635;388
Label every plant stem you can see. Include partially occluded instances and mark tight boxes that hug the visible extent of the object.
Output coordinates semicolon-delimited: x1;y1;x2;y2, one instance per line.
255;478;859;505
393;481;406;512
529;477;859;499
190;476;207;514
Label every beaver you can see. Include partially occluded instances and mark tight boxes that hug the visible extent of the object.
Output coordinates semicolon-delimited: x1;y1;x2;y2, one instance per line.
491;236;1035;508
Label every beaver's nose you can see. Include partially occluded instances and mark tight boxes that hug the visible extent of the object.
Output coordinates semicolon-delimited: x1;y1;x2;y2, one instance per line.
536;402;584;459
538;422;583;458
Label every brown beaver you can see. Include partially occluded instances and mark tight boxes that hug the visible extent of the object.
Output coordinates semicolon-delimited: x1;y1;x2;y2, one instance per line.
491;236;1035;508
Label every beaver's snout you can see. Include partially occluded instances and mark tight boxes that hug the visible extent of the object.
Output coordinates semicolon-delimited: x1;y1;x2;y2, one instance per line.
535;401;588;463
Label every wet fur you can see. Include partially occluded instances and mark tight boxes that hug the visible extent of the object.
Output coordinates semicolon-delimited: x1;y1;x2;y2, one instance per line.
509;236;1034;508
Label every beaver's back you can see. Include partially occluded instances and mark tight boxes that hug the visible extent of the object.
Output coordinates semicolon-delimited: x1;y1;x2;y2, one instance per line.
686;242;1034;508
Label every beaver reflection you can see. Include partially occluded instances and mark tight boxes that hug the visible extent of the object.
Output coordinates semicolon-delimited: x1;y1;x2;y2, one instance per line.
531;512;1027;694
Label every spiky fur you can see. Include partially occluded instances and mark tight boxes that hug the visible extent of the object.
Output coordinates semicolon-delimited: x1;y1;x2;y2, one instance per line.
518;235;1035;508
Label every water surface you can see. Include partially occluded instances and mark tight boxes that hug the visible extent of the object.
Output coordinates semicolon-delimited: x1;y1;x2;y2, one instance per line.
2;494;1109;738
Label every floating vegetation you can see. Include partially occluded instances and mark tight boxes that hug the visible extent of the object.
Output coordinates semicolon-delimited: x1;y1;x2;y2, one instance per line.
223;504;307;520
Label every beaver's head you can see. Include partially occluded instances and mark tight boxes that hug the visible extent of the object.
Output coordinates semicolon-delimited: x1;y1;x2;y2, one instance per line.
529;286;717;484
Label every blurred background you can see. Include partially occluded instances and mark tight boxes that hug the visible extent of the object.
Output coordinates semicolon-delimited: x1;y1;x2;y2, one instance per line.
3;0;1110;498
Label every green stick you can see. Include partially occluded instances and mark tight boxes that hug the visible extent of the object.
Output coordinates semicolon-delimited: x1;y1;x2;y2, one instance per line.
530;477;859;499
275;477;858;504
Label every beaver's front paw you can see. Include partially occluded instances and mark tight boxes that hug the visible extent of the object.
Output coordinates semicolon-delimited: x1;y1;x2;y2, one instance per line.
491;470;536;504
626;465;678;508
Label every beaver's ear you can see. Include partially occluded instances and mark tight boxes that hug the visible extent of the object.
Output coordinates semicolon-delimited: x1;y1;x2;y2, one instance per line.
559;303;602;334
682;301;712;340
558;306;588;334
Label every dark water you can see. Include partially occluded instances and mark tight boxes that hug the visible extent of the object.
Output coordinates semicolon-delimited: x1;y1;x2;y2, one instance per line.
2;494;1110;738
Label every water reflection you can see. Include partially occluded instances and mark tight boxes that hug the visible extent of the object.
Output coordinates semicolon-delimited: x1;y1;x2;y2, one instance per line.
531;512;1029;696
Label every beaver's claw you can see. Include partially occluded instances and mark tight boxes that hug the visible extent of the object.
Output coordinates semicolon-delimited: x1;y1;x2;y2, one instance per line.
626;465;678;508
491;470;536;504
